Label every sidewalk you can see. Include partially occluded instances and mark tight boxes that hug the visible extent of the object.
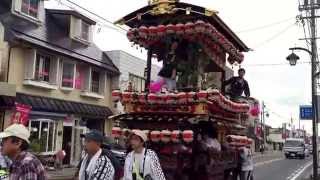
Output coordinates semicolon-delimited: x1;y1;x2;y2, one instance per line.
47;167;77;180
253;150;283;158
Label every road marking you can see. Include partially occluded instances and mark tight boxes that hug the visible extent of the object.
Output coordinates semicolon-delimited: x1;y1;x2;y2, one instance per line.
286;161;312;180
254;158;283;167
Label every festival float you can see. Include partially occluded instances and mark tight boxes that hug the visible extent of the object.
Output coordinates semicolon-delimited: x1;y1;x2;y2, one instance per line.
110;1;260;179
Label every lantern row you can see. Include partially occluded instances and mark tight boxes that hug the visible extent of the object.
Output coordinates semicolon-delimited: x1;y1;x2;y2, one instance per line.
127;20;245;65
112;89;250;113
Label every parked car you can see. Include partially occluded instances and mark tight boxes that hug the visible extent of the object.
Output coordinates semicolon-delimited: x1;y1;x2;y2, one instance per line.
284;138;307;159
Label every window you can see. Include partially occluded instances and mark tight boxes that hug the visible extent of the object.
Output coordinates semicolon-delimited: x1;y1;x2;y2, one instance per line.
24;49;59;89
70;16;92;44
80;67;106;98
61;62;75;88
35;53;51;82
91;70;100;93
129;74;146;92
29;120;57;153
21;0;39;18
81;21;90;41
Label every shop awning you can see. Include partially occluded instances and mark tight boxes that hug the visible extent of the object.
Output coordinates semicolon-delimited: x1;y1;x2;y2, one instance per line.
16;93;113;118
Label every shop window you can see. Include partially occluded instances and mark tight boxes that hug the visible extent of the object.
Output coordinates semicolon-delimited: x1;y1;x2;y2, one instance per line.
61;62;76;88
29;120;57;153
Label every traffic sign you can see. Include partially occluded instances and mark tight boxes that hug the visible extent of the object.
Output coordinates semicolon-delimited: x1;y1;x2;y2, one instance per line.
299;105;313;120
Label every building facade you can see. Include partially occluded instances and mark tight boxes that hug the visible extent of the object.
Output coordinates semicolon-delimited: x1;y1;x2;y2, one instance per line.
0;0;119;166
106;50;161;113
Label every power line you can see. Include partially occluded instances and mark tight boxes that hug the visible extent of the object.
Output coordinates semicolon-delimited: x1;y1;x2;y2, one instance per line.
253;23;296;49
53;0;128;34
237;17;295;33
242;61;310;67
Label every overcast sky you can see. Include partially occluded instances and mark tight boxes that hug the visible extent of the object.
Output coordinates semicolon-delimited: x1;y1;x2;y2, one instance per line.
47;0;315;133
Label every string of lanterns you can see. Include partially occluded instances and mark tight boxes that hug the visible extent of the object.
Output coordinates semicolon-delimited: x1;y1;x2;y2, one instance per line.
112;89;250;113
126;20;245;65
112;128;194;143
226;135;253;147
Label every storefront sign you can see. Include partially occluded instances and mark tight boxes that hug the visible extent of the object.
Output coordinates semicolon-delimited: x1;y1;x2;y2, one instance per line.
10;103;32;125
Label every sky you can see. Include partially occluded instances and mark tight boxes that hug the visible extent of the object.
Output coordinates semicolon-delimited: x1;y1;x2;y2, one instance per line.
46;0;315;133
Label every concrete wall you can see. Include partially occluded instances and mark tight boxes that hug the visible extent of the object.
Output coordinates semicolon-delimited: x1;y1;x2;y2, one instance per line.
7;47;113;107
107;50;161;91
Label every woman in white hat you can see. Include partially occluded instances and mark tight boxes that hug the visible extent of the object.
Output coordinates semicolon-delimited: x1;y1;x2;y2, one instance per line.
124;130;165;180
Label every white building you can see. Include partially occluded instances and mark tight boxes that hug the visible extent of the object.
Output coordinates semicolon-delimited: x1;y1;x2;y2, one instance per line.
106;50;161;92
106;50;161;113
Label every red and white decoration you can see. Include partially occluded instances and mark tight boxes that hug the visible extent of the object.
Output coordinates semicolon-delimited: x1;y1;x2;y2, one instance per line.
126;21;245;65
111;127;122;138
182;130;194;143
112;89;250;113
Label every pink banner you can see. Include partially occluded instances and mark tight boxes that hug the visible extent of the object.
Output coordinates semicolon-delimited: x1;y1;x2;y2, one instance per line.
11;103;32;126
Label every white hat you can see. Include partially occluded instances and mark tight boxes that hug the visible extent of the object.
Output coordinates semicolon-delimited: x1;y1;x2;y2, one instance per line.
0;124;30;144
132;130;148;142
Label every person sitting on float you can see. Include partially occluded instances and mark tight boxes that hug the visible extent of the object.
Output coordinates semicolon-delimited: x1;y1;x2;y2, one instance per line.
223;68;250;101
157;40;179;91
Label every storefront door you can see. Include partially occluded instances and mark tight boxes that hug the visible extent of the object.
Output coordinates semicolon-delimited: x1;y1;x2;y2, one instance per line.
62;126;72;164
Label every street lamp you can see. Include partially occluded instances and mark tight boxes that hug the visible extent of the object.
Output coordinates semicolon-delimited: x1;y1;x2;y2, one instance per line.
287;46;318;179
286;51;300;66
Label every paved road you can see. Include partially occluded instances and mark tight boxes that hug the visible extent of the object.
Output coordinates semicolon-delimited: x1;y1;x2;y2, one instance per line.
254;155;312;180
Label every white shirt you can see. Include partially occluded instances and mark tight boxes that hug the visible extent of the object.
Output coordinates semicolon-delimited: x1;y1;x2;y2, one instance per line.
205;138;221;151
240;147;254;171
124;148;166;180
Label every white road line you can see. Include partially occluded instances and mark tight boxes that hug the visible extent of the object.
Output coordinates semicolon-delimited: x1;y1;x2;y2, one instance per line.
287;161;313;180
254;158;283;167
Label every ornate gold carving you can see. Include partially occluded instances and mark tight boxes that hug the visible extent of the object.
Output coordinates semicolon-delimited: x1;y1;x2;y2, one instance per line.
149;0;177;15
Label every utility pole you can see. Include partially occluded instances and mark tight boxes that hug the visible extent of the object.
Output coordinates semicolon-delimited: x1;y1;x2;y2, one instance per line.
298;1;319;179
310;0;319;178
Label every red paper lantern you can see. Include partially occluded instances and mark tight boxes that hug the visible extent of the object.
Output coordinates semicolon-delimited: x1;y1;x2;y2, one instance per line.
150;131;161;142
195;20;206;33
166;24;175;34
197;91;208;102
167;93;177;104
127;30;135;41
143;130;150;141
138;26;148;38
148;26;158;35
205;23;214;35
112;90;121;102
157;25;167;36
187;92;196;103
148;93;157;104
177;92;187;104
175;23;185;35
185;22;195;35
122;92;132;103
112;127;122;138
250;106;260;117
171;130;181;143
161;130;172;143
138;93;146;104
183;130;194;143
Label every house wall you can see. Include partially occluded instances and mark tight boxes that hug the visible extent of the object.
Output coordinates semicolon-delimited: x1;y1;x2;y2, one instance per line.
7;47;113;108
0;22;9;82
